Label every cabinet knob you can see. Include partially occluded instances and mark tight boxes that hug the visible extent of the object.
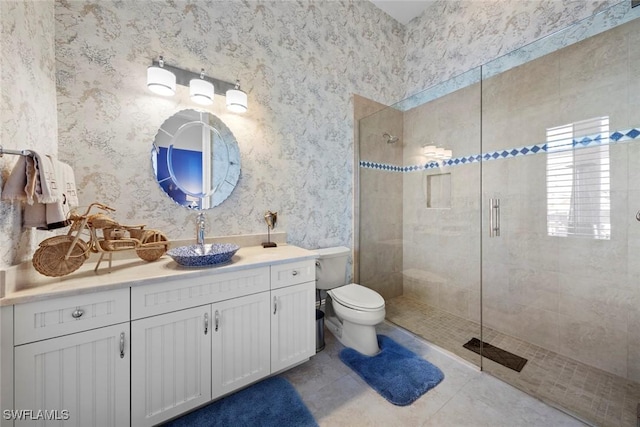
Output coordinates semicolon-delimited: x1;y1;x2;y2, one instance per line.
273;296;278;315
72;308;84;319
292;270;299;276
204;312;209;335
214;310;219;331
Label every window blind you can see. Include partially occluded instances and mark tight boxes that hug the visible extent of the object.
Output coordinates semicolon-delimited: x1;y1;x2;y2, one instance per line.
546;117;610;239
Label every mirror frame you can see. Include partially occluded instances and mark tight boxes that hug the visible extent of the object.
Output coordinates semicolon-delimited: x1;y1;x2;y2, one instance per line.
151;109;241;210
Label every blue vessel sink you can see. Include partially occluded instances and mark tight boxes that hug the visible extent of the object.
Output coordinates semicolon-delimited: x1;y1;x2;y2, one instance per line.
167;243;240;267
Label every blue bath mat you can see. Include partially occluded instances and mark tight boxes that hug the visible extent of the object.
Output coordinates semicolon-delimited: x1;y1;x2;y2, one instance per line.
340;335;444;406
163;376;318;427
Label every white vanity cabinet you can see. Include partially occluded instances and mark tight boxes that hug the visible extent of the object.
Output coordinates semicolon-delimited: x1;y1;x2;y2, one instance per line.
1;246;317;427
131;305;212;427
211;292;271;399
12;289;130;427
129;267;271;427
270;261;316;373
131;291;273;426
129;260;315;426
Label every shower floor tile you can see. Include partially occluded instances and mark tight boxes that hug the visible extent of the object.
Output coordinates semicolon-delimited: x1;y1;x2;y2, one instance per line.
386;295;640;427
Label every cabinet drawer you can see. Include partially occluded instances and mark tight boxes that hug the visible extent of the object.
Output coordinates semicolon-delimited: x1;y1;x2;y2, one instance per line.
270;260;315;290
14;288;130;345
131;267;270;319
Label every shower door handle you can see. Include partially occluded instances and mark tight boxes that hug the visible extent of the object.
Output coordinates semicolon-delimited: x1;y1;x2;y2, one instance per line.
489;198;501;237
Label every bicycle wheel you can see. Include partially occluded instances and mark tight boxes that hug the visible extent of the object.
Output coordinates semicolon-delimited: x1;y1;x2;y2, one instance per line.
32;237;89;277
136;231;168;262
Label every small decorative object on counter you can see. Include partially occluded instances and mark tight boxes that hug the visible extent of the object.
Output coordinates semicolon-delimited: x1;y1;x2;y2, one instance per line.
262;210;277;248
32;202;169;277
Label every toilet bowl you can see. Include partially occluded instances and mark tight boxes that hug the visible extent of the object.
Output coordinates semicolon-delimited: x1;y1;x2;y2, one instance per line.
316;247;385;356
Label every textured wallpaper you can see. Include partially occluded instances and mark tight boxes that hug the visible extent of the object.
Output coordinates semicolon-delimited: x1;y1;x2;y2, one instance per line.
0;0;632;268
54;0;405;252
0;1;58;268
403;0;620;98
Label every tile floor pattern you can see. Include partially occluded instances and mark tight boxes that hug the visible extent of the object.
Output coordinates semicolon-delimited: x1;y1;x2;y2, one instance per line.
282;320;587;427
384;295;640;427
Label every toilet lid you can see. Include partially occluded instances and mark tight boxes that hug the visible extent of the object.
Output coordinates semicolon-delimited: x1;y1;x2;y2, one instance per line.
330;284;385;311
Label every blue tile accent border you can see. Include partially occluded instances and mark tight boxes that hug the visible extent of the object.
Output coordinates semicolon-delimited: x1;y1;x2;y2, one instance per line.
359;161;405;172
360;128;640;173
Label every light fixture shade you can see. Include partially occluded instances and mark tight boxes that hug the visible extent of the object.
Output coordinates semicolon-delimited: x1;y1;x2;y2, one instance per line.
434;147;446;158
147;65;176;96
442;149;452;160
423;145;437;156
226;82;247;113
190;78;214;105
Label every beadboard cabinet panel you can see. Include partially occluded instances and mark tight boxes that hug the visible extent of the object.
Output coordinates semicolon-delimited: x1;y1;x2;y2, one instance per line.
14;288;129;345
271;282;316;373
211;292;271;400
14;323;130;427
131;267;269;320
131;305;212;427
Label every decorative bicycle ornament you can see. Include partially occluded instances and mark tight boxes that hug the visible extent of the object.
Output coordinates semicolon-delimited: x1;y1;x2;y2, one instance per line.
32;203;169;277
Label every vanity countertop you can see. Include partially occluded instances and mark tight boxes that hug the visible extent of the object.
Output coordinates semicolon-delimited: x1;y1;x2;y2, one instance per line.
0;245;318;307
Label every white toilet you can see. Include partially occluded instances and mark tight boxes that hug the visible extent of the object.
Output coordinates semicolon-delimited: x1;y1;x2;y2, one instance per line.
316;246;386;356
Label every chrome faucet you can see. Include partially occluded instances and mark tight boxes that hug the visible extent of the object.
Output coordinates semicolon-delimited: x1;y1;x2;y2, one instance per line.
196;212;206;246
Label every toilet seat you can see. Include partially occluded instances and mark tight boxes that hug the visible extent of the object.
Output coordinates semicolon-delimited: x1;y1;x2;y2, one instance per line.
329;284;385;312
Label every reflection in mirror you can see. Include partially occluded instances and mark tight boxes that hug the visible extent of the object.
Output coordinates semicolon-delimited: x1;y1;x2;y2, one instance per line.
152;109;240;209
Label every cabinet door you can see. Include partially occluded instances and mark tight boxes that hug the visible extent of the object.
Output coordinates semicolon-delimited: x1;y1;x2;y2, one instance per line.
131;305;211;427
14;323;130;427
211;292;270;399
271;282;316;373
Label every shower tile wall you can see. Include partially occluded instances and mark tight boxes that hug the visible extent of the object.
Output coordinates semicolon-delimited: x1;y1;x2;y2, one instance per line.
358;106;403;300
481;17;640;381
401;82;481;323
381;15;640;383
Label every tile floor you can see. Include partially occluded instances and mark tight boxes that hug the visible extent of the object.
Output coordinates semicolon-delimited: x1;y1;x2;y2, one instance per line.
384;295;640;427
282;320;587;427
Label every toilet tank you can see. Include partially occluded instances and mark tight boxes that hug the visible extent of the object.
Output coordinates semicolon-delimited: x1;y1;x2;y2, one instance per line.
315;246;350;290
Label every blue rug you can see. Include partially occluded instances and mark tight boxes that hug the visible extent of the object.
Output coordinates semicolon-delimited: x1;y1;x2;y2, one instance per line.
339;335;444;406
164;376;318;427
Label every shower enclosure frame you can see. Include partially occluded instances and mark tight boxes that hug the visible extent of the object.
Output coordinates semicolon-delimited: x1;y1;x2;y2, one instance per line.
355;3;640;425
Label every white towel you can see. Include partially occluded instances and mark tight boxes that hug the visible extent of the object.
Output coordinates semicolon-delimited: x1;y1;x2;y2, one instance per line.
1;156;37;204
44;159;77;229
59;162;78;208
23;203;46;229
1;152;78;230
33;153;59;204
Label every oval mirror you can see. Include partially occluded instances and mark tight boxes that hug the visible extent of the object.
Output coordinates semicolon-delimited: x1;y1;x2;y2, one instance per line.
152;109;241;209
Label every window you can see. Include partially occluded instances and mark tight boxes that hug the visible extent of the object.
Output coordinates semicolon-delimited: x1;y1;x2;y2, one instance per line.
546;117;610;239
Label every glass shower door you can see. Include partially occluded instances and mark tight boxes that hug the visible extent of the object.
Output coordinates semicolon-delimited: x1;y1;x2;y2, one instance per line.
357;68;484;369
480;13;640;426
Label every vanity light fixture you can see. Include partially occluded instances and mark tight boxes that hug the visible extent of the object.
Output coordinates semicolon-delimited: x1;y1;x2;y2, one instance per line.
422;145;437;156
190;69;214;106
147;56;176;96
422;144;452;165
146;56;248;112
226;80;248;114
